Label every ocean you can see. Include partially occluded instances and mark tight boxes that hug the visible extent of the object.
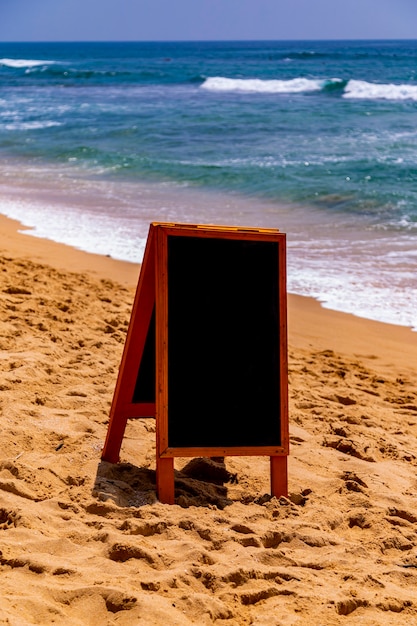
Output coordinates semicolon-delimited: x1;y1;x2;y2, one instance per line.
0;40;416;329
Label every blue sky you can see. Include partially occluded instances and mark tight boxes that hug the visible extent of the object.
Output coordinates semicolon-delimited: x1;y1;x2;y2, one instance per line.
0;0;417;41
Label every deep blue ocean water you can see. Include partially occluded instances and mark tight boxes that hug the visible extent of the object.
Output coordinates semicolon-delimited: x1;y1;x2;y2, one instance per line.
0;40;416;328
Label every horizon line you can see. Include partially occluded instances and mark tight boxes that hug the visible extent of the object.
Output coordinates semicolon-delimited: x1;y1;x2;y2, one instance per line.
1;37;417;44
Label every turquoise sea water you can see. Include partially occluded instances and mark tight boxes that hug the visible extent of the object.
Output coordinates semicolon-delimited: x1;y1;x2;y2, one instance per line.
0;40;416;329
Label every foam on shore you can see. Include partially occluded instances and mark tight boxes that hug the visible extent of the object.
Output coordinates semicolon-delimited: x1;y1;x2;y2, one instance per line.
0;166;416;331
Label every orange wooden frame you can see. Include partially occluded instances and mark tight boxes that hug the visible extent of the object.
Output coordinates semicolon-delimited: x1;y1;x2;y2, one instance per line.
102;222;289;504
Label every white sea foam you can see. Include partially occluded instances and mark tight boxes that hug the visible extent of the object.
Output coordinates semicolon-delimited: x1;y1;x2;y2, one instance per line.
201;76;324;94
0;159;415;331
201;76;417;102
288;265;417;331
5;121;62;131
0;58;55;68
287;235;417;331
0;197;147;263
344;80;417;101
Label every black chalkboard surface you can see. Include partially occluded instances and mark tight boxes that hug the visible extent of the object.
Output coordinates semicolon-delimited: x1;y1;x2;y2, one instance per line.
167;235;281;448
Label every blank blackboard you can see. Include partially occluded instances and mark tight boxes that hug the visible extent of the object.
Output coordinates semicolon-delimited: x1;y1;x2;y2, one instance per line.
167;235;281;448
102;222;288;472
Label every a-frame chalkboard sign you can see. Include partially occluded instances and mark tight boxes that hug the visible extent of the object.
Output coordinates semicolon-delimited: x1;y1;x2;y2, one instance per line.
102;222;289;503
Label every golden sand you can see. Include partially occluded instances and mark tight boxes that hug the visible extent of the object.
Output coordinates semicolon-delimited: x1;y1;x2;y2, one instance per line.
0;214;417;625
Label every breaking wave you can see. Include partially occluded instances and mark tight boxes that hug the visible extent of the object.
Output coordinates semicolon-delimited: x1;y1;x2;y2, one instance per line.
343;80;417;101
201;76;339;94
0;58;55;68
201;76;417;101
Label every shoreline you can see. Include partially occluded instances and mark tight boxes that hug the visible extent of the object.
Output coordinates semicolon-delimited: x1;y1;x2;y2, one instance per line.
1;168;416;331
2;212;416;373
0;213;140;286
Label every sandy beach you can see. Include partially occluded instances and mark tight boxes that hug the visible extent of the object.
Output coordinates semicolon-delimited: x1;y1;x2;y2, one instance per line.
1;214;417;625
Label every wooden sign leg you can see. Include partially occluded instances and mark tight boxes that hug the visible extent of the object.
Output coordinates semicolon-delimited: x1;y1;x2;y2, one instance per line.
102;415;128;463
156;456;175;504
270;456;288;498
